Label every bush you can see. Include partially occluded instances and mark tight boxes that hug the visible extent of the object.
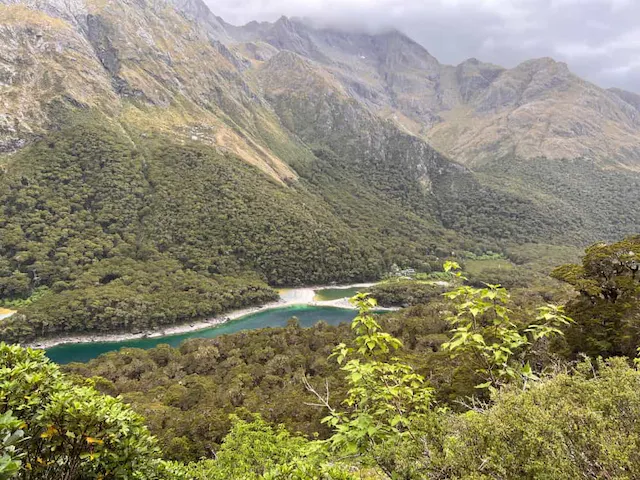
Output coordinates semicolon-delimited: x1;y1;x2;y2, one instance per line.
369;281;446;307
0;344;163;479
440;358;640;479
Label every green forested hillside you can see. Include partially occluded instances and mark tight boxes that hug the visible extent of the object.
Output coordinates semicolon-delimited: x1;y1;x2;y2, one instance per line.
1;110;638;342
477;157;640;244
1;0;639;346
0;113;452;341
0;119;366;340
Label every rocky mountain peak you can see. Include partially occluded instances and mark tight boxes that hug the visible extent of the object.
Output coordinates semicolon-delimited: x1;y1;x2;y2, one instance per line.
517;56;568;72
234;15;326;62
2;0;639;169
370;29;439;73
274;15;293;27
169;0;231;41
455;58;505;102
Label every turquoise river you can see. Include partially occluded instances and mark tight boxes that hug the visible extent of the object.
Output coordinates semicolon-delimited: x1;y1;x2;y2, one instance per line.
46;305;359;364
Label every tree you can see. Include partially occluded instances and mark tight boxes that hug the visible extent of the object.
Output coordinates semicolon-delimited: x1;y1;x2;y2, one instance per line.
164;414;357;480
441;262;571;391
552;235;640;357
306;293;436;477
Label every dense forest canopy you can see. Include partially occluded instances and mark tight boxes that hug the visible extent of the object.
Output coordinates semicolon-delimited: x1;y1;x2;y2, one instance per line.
2;238;640;478
1;109;637;343
551;235;640;357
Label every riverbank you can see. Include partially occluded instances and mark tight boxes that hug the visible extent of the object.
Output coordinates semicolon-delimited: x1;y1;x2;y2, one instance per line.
0;308;16;321
26;283;382;350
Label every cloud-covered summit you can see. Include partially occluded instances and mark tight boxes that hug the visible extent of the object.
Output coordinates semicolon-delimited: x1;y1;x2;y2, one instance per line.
207;0;639;93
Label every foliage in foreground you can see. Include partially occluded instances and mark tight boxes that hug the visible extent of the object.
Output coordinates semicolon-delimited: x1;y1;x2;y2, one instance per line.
4;343;640;480
4;240;640;478
169;286;640;479
0;344;163;479
166;297;640;479
442;261;572;391
438;357;640;479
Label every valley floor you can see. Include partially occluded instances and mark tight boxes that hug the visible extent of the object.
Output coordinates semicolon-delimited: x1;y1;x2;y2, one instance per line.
26;283;382;350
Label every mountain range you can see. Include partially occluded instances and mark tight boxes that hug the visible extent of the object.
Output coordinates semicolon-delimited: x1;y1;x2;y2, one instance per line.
3;0;640;166
0;0;638;340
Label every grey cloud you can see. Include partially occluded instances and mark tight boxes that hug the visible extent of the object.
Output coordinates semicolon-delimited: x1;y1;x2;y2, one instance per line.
205;0;639;93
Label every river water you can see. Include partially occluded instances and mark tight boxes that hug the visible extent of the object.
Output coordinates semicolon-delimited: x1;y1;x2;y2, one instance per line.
46;304;359;364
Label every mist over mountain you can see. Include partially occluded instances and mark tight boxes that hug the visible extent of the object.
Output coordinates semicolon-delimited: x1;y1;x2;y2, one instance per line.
3;0;640;165
202;0;640;95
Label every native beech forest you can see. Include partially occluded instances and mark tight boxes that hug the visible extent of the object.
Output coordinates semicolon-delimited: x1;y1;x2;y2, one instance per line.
0;115;449;341
1;111;638;342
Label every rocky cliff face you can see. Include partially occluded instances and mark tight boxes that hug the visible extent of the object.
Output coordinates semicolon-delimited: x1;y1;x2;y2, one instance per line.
0;0;298;181
610;88;640;114
256;50;465;198
0;3;117;151
427;58;640;166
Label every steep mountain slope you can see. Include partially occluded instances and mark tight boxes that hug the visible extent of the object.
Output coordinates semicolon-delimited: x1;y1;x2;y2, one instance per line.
0;0;467;341
0;0;638;342
430;58;640;167
223;14;640;243
0;0;298;181
0;3;118;151
228;17;640;168
610;88;640;113
254;50;586;245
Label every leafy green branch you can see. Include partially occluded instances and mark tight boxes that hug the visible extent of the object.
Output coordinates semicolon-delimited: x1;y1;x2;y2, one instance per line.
305;293;434;477
441;264;572;391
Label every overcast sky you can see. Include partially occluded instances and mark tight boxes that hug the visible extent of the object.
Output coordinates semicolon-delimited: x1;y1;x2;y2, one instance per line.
207;0;639;93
